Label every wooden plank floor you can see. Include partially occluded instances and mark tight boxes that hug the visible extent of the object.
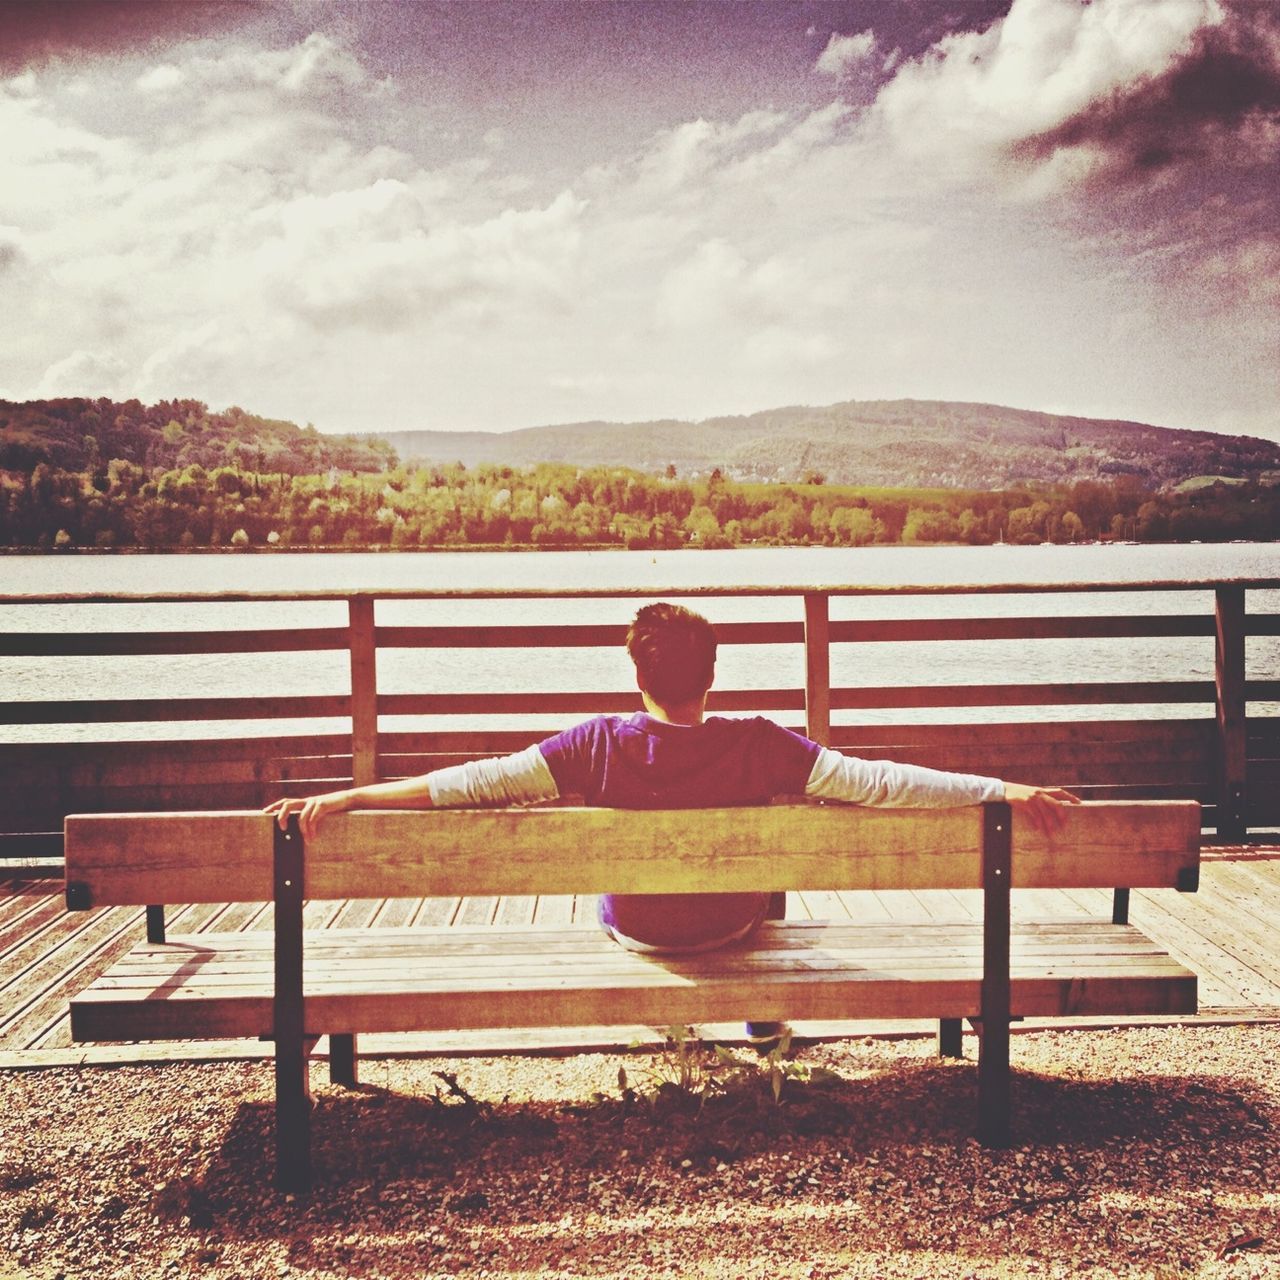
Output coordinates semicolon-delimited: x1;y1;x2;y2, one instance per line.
2;850;1278;1067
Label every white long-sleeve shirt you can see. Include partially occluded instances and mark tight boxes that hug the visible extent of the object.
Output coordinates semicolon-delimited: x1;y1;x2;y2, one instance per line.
426;741;1004;809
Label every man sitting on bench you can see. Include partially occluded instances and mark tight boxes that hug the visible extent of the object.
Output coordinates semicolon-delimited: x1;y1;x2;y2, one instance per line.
266;602;1077;1044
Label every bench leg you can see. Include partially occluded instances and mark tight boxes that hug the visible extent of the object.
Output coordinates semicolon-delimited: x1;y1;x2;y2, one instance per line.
1112;887;1131;925
275;1035;313;1194
937;1018;963;1058
976;1017;1011;1148
145;905;166;944
977;802;1013;1148
274;815;311;1193
330;1034;358;1087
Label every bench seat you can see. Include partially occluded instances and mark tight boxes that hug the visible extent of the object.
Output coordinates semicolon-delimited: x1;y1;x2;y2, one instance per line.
71;918;1197;1044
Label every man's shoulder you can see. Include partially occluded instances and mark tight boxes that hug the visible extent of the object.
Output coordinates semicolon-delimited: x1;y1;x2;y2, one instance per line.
709;715;823;764
707;714;808;740
542;714;628;750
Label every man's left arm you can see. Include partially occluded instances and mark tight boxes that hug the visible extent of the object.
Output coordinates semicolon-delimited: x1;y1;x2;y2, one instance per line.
803;748;1078;834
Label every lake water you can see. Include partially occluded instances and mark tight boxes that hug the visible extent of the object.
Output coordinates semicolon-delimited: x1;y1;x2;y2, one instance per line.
3;543;1278;743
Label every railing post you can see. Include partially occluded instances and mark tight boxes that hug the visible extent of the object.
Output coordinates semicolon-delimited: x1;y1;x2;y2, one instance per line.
348;596;377;788
1214;585;1246;841
803;592;831;747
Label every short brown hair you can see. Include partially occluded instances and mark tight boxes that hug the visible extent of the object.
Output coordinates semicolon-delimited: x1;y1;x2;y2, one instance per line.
626;603;717;706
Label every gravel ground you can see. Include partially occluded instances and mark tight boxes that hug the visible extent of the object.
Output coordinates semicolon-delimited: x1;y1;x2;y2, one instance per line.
1;1024;1278;1280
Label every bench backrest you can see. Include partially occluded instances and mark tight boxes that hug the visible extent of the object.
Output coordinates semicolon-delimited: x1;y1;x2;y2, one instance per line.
64;800;1200;909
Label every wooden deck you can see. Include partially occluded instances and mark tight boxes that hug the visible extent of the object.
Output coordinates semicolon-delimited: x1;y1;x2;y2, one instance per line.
3;847;1278;1068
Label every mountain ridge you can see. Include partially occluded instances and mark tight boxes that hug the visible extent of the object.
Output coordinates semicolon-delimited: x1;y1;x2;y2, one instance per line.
367;398;1280;491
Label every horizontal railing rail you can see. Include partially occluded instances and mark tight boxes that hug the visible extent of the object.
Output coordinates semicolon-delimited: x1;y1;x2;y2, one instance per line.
2;581;1277;866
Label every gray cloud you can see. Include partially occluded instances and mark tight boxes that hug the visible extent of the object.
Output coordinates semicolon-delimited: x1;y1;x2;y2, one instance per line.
0;231;23;272
1012;4;1280;185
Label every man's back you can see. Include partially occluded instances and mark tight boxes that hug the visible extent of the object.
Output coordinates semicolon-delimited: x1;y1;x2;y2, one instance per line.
538;711;822;951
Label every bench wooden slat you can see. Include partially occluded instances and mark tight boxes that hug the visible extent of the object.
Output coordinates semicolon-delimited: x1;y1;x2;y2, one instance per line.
69;920;1197;1043
65;801;1200;907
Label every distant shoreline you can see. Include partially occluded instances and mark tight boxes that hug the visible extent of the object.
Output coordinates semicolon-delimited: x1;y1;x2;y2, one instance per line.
2;539;1272;556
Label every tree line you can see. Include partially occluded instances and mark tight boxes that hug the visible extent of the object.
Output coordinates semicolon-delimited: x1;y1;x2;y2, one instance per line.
3;457;1276;551
0;396;393;476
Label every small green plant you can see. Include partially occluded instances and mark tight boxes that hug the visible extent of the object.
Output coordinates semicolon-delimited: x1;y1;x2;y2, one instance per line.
715;1031;843;1103
620;1025;721;1112
610;1026;842;1112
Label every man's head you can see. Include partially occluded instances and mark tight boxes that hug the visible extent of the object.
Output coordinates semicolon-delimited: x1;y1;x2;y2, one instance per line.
626;602;717;709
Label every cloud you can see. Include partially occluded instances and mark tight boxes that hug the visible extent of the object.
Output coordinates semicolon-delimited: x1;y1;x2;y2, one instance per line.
135;32;375;102
1009;3;1280;187
253;186;587;333
656;239;796;330
134;64;182;94
0;224;24;271
632;110;790;195
815;31;877;79
873;0;1280;193
33;349;129;398
1192;230;1280;311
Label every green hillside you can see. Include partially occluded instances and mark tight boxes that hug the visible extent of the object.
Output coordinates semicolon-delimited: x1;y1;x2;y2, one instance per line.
0;397;395;476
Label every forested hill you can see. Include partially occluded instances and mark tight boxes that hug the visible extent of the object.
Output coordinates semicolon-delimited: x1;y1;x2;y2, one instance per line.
374;399;1280;491
0;398;395;475
7;395;1280;494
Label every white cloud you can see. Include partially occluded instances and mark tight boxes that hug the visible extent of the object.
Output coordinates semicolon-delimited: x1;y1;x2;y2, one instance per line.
743;327;838;370
873;0;1220;183
251;186;587;333
146;31;373;102
0;224;25;270
815;31;876;79
656;239;801;331
5;69;38;97
136;65;182;94
34;350;129;398
632;110;789;195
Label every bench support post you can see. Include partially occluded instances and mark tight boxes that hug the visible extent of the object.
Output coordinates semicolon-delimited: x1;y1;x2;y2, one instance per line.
977;802;1012;1148
330;1034;358;1087
937;1018;963;1058
145;905;166;944
274;815;311;1194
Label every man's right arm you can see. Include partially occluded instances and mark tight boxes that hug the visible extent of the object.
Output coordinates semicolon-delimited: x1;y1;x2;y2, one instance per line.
265;744;561;839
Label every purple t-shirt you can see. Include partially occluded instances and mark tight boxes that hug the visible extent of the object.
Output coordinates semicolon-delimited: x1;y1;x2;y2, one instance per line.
538;713;821;951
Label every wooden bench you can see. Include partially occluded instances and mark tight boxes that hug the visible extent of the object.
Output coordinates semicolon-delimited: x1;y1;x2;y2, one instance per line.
64;799;1201;1192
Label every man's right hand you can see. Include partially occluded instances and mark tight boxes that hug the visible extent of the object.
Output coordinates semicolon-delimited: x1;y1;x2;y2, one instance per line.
1003;782;1081;836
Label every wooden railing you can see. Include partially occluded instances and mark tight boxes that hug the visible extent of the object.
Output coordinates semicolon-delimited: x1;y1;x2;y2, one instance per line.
2;581;1277;865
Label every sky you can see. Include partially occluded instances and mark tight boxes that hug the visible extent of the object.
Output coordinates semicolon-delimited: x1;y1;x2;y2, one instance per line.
1;0;1277;442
